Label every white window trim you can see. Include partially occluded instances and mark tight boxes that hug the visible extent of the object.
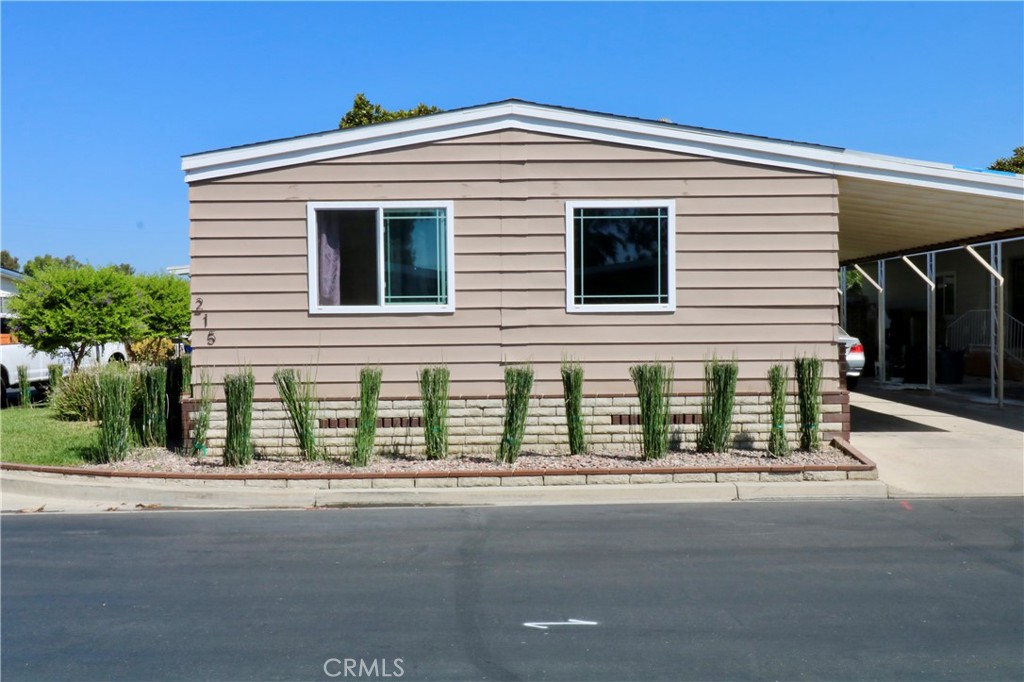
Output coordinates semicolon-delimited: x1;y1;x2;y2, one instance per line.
564;199;677;313
306;200;456;314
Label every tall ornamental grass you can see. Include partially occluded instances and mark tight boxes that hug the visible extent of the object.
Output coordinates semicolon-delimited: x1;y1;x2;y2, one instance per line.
794;355;823;451
47;364;64;400
274;367;322;461
352;366;383;467
180;354;193;397
223;367;255;466
497;364;533;464
16;365;31;407
51;367;101;421
418;365;450;460
191;369;214;458
96;364;134;462
560;359;586;456
139;364;168;447
767;364;790;458
697;357;738;453
629;362;673;460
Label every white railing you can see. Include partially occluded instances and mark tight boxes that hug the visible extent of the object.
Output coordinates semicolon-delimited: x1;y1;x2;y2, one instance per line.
945;309;1024;364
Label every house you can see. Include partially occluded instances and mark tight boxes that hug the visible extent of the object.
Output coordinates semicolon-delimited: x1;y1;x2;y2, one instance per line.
181;100;1024;456
0;267;24;316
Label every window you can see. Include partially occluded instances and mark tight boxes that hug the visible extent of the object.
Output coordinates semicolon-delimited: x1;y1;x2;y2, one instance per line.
307;201;455;313
565;200;676;312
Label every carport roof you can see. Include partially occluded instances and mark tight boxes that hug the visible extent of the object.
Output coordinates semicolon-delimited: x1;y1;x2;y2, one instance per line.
182;99;1024;262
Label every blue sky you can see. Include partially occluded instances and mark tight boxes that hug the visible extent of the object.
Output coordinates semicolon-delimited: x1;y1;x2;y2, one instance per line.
2;2;1022;274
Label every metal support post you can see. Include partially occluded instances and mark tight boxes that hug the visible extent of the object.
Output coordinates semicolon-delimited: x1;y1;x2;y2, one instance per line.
839;266;848;329
854;262;885;383
966;243;1005;408
925;253;936;393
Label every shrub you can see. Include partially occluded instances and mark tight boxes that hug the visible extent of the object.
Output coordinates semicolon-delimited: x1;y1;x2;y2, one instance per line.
47;364;64;399
352;366;383;467
190;369;214;458
51;367;101;421
223;367;255;466
697;357;738;453
129;338;174;363
560;359;587;456
497;364;534;464
629;362;673;460
95;364;134;462
16;365;31;407
139;364;168;447
767;364;790;458
274;367;322;461
164;357;184;445
795;355;823;451
418;366;450;460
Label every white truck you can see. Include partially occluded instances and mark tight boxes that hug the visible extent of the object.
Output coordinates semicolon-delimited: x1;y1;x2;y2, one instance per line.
0;313;126;406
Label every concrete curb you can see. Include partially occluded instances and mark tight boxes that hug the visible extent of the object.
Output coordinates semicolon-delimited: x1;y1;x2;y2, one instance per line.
1;468;889;512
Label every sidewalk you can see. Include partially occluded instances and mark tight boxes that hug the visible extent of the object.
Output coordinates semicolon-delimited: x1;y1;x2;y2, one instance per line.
850;386;1023;498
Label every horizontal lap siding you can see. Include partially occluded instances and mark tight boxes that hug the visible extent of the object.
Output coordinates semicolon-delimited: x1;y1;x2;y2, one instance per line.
189;130;839;399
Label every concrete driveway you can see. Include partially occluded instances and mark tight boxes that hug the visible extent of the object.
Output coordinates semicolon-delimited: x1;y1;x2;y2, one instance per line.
851;384;1023;498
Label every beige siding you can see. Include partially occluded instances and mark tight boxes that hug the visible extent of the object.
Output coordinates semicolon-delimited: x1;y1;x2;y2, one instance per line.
189;130;839;399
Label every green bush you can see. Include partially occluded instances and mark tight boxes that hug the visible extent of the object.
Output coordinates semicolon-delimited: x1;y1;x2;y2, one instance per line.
697;357;738;453
795;355;823;451
51;367;101;421
17;365;31;407
223;367;255;466
190;369;214;458
353;366;383;467
96;364;134;462
497;364;533;464
418;366;450;460
561;359;587;456
274;367;322;461
629;362;673;460
767;364;790;458
139;364;168;448
47;364;64;400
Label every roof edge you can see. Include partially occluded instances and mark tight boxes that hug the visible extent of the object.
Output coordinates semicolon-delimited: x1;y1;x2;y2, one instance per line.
181;100;1024;201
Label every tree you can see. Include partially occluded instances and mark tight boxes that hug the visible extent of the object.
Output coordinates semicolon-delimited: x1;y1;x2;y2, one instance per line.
1;250;19;272
23;254;84;278
135;273;190;340
8;265;143;370
989;146;1024;174
339;93;443;129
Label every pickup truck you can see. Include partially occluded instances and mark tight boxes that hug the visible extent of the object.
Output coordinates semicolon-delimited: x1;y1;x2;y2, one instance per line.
0;314;126;406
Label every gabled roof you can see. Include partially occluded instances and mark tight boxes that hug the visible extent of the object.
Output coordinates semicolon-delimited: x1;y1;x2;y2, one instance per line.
181;99;1022;204
182;99;1023;262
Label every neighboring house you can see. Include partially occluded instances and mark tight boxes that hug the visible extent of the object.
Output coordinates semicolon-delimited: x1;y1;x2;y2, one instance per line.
181;100;1024;456
0;267;23;316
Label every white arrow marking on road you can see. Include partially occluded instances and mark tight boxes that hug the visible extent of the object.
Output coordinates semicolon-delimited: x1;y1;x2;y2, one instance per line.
523;619;598;630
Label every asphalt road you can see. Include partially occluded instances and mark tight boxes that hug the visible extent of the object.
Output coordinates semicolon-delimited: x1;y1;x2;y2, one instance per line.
3;499;1022;681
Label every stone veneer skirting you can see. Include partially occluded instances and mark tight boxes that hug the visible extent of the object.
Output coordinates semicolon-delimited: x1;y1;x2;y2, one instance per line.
183;392;850;459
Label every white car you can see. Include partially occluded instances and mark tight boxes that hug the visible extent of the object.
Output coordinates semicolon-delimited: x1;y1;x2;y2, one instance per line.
838;326;866;390
0;314;126;406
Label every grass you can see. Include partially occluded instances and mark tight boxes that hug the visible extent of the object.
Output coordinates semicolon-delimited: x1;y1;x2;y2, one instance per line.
418;365;450;461
0;406;98;466
561;358;586;456
629;362;673;460
353;366;383;467
497;364;534;464
697;357;738;453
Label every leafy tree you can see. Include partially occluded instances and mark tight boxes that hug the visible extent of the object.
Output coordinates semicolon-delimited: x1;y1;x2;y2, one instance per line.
8;265;143;370
135;273;190;340
23;254;84;278
115;263;136;276
989;146;1024;174
339;93;443;129
1;250;19;272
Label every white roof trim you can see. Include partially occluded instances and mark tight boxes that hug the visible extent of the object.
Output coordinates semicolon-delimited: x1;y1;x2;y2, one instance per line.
182;101;1024;201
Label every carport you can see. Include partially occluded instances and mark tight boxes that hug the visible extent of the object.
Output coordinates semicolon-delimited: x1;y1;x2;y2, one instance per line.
831;162;1023;406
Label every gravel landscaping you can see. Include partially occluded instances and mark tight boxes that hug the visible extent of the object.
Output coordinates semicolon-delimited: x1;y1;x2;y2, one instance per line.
81;445;859;476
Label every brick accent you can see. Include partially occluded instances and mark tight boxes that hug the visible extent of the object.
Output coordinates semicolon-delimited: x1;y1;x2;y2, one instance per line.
186;391;846;458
